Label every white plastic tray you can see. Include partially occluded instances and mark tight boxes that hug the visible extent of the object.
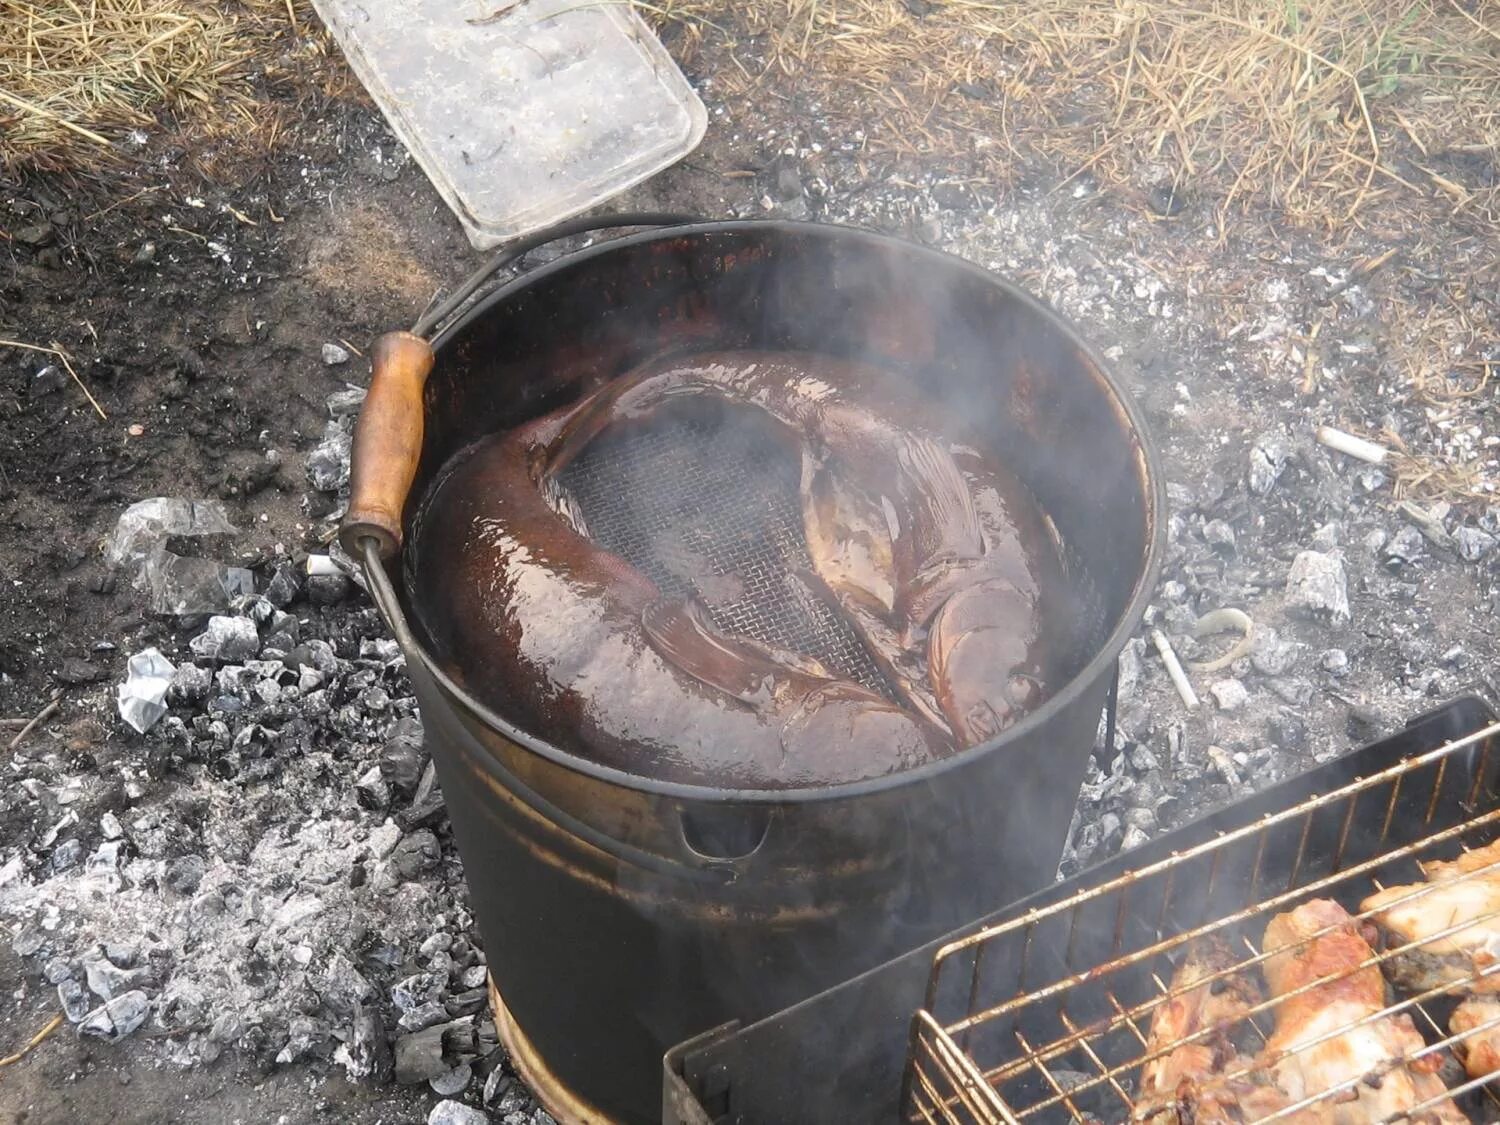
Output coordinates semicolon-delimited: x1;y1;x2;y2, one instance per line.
313;0;708;248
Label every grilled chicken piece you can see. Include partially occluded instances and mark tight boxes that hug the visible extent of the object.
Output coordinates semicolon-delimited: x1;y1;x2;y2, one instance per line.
1450;997;1500;1079
1362;838;1500;1083
1134;938;1265;1124
1362;876;1500;995
1361;839;1500;995
1256;899;1465;1123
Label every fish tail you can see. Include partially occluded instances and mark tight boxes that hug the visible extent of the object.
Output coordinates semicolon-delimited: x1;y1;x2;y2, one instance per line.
546;370;714;473
898;435;985;561
642;598;855;710
538;473;590;537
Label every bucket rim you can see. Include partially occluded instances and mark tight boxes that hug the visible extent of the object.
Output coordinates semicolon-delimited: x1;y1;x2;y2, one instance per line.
389;218;1167;806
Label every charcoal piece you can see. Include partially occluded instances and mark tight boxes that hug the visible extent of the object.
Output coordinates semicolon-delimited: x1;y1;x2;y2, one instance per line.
190;616;260;662
356;765;390;810
394;1017;475;1085
379;718;427;797
59;977;93;1022
427;1101;489;1125
265;563;304;608
164;854;207;895
307;573;351;605
56;658;103;684
399;761;445;829
79;990;150;1040
390;829;441;881
341;1003;394;1083
429;1063;471;1096
445;988;488;1018
319;953;375;1018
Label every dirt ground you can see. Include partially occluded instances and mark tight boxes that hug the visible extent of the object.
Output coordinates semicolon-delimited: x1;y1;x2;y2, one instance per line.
2;5;1499;1122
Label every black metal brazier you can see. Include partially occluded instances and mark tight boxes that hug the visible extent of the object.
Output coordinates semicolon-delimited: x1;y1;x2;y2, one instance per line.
346;221;1164;1124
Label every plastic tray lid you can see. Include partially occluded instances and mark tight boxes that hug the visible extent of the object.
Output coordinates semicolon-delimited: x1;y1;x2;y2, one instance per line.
312;0;708;249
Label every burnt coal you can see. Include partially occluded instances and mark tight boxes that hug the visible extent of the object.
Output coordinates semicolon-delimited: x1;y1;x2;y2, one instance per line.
189;616;260;662
445;988;488;1018
59;976;93;1021
80;990;150;1040
430;1063;473;1096
84;951;153;998
338;1003;394;1083
399;762;445;829
308;572;352;605
395;1015;489;1084
56;657;104;684
163;854;206;894
265;563;305;608
1250;626;1300;676
1248;433;1291;495
307;419;353;492
356;766;391;809
1285;550;1350;620
390;830;442;881
380;719;428;796
318;953;375;1017
1208;679;1249;712
51;839;85;871
1456;526;1496;561
1384;526;1426;566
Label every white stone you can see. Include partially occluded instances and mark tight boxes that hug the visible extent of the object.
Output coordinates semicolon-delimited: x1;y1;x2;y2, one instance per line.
1209;679;1250;712
429;1063;472;1096
1285;550;1350;621
428;1100;490;1125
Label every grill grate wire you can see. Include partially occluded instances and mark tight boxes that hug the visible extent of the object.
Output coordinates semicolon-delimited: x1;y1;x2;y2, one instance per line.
903;721;1500;1124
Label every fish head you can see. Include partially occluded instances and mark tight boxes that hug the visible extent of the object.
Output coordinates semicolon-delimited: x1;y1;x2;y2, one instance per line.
928;578;1048;747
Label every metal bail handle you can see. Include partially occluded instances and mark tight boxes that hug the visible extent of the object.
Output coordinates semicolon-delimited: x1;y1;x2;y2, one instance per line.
339;211;699;563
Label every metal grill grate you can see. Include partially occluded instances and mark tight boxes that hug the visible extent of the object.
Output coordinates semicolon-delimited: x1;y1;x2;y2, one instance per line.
904;721;1500;1124
557;402;892;693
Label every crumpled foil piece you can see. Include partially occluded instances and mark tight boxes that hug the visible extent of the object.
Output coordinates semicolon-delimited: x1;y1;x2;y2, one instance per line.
116;647;176;733
104;499;252;616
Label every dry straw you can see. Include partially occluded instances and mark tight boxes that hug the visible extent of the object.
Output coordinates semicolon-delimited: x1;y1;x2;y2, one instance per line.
654;0;1500;223
0;0;326;174
8;0;1494;213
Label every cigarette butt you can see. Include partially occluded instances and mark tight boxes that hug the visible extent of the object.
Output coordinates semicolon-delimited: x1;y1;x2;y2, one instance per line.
1316;425;1388;464
307;554;341;576
1152;628;1200;710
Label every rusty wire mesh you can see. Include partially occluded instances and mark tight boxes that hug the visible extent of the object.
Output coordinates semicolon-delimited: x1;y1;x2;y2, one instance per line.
905;721;1500;1123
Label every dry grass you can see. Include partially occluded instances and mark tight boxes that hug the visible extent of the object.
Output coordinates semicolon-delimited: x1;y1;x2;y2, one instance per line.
8;0;1494;217
0;0;335;176
655;0;1500;224
649;0;1500;507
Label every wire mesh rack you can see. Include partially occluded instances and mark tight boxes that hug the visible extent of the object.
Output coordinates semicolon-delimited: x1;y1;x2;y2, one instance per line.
904;719;1500;1124
557;396;1110;704
557;400;895;693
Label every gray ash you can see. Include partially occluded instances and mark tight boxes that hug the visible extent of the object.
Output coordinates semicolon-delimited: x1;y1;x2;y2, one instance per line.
0;572;544;1122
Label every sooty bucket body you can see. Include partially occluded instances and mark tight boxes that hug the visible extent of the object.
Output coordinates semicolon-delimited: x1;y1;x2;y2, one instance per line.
349;222;1164;1124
